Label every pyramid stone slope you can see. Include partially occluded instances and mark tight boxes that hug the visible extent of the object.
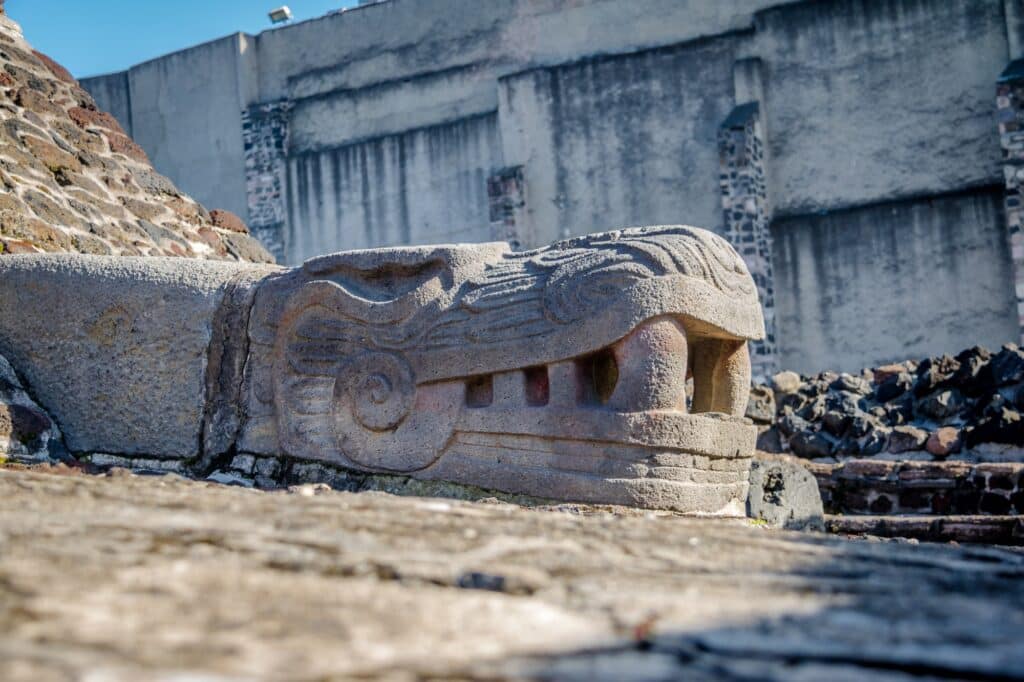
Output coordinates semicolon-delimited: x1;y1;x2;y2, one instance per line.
0;10;273;262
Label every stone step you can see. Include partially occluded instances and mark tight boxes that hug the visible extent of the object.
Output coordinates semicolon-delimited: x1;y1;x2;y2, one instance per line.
826;514;1024;545
805;458;1024;515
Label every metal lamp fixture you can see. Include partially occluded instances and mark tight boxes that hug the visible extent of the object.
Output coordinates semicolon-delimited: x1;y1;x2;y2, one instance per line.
268;6;293;24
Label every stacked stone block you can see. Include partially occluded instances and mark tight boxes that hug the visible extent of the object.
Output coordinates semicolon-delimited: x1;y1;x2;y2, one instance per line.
0;14;271;262
810;459;1024;516
241;100;291;263
487;165;527;250
753;344;1024;461
719;102;777;379
998;60;1024;343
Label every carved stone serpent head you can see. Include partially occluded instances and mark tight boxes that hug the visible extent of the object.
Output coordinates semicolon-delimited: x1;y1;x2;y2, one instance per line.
240;225;765;515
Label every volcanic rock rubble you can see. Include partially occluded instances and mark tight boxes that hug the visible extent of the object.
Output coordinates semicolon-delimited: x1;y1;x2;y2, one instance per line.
752;344;1024;462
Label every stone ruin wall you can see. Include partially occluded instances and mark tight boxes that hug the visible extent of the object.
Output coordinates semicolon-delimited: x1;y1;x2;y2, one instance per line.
0;11;271;263
77;0;1024;377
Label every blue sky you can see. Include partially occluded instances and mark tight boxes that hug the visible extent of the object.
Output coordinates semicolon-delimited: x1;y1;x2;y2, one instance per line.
5;0;357;78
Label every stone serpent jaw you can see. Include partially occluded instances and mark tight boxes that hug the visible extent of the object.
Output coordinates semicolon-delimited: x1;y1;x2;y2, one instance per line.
242;226;764;515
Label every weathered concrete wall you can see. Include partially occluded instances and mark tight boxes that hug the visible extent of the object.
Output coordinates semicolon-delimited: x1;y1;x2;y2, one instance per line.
80;71;133;137
89;35;254;221
756;0;1006;217
288;64;498;151
253;0;779;103
772;189;1016;373
285;114;500;261
499;37;739;244
84;0;782;242
79;0;1024;372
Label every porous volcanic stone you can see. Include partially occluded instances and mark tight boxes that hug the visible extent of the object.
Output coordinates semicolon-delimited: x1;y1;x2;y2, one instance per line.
745;383;775;423
0;352;63;463
209;208;248;233
0;255;275;457
770;370;801;395
927;427;963;457
747;456;824;530
888;425;929;453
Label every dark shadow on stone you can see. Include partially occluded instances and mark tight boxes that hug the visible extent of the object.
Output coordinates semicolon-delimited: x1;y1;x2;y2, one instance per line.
450;537;1024;681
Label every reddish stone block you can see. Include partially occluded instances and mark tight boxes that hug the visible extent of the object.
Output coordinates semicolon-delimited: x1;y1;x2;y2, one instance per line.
68;106;125;135
106;132;149;163
23;135;81;173
209;209;249;234
30;49;76;85
926;427;962;457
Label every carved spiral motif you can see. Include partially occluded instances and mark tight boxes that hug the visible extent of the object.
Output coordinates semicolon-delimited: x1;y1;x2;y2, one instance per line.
333;351;415;432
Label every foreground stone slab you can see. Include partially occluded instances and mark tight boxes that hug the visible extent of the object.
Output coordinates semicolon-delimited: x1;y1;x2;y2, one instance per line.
0;226;764;513
0;467;1021;681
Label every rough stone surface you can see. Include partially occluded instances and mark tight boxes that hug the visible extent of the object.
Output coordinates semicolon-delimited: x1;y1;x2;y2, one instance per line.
808;459;1024;516
753;344;1024;462
827;514;1024;545
747;455;824;530
0;353;62;463
889;425;929;454
0;14;273;262
926;426;962;457
209;208;248;233
0;466;1022;681
770;369;802;395
0;255;276;457
719;99;777;379
0;225;765;514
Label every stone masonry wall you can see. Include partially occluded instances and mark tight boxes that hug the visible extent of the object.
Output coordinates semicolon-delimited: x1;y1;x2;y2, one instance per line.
487;165;527;250
241;100;291;263
809;459;1024;516
0;14;272;262
719;101;777;379
998;59;1024;342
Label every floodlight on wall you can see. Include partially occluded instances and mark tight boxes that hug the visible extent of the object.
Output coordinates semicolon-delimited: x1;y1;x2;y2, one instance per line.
268;6;293;24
